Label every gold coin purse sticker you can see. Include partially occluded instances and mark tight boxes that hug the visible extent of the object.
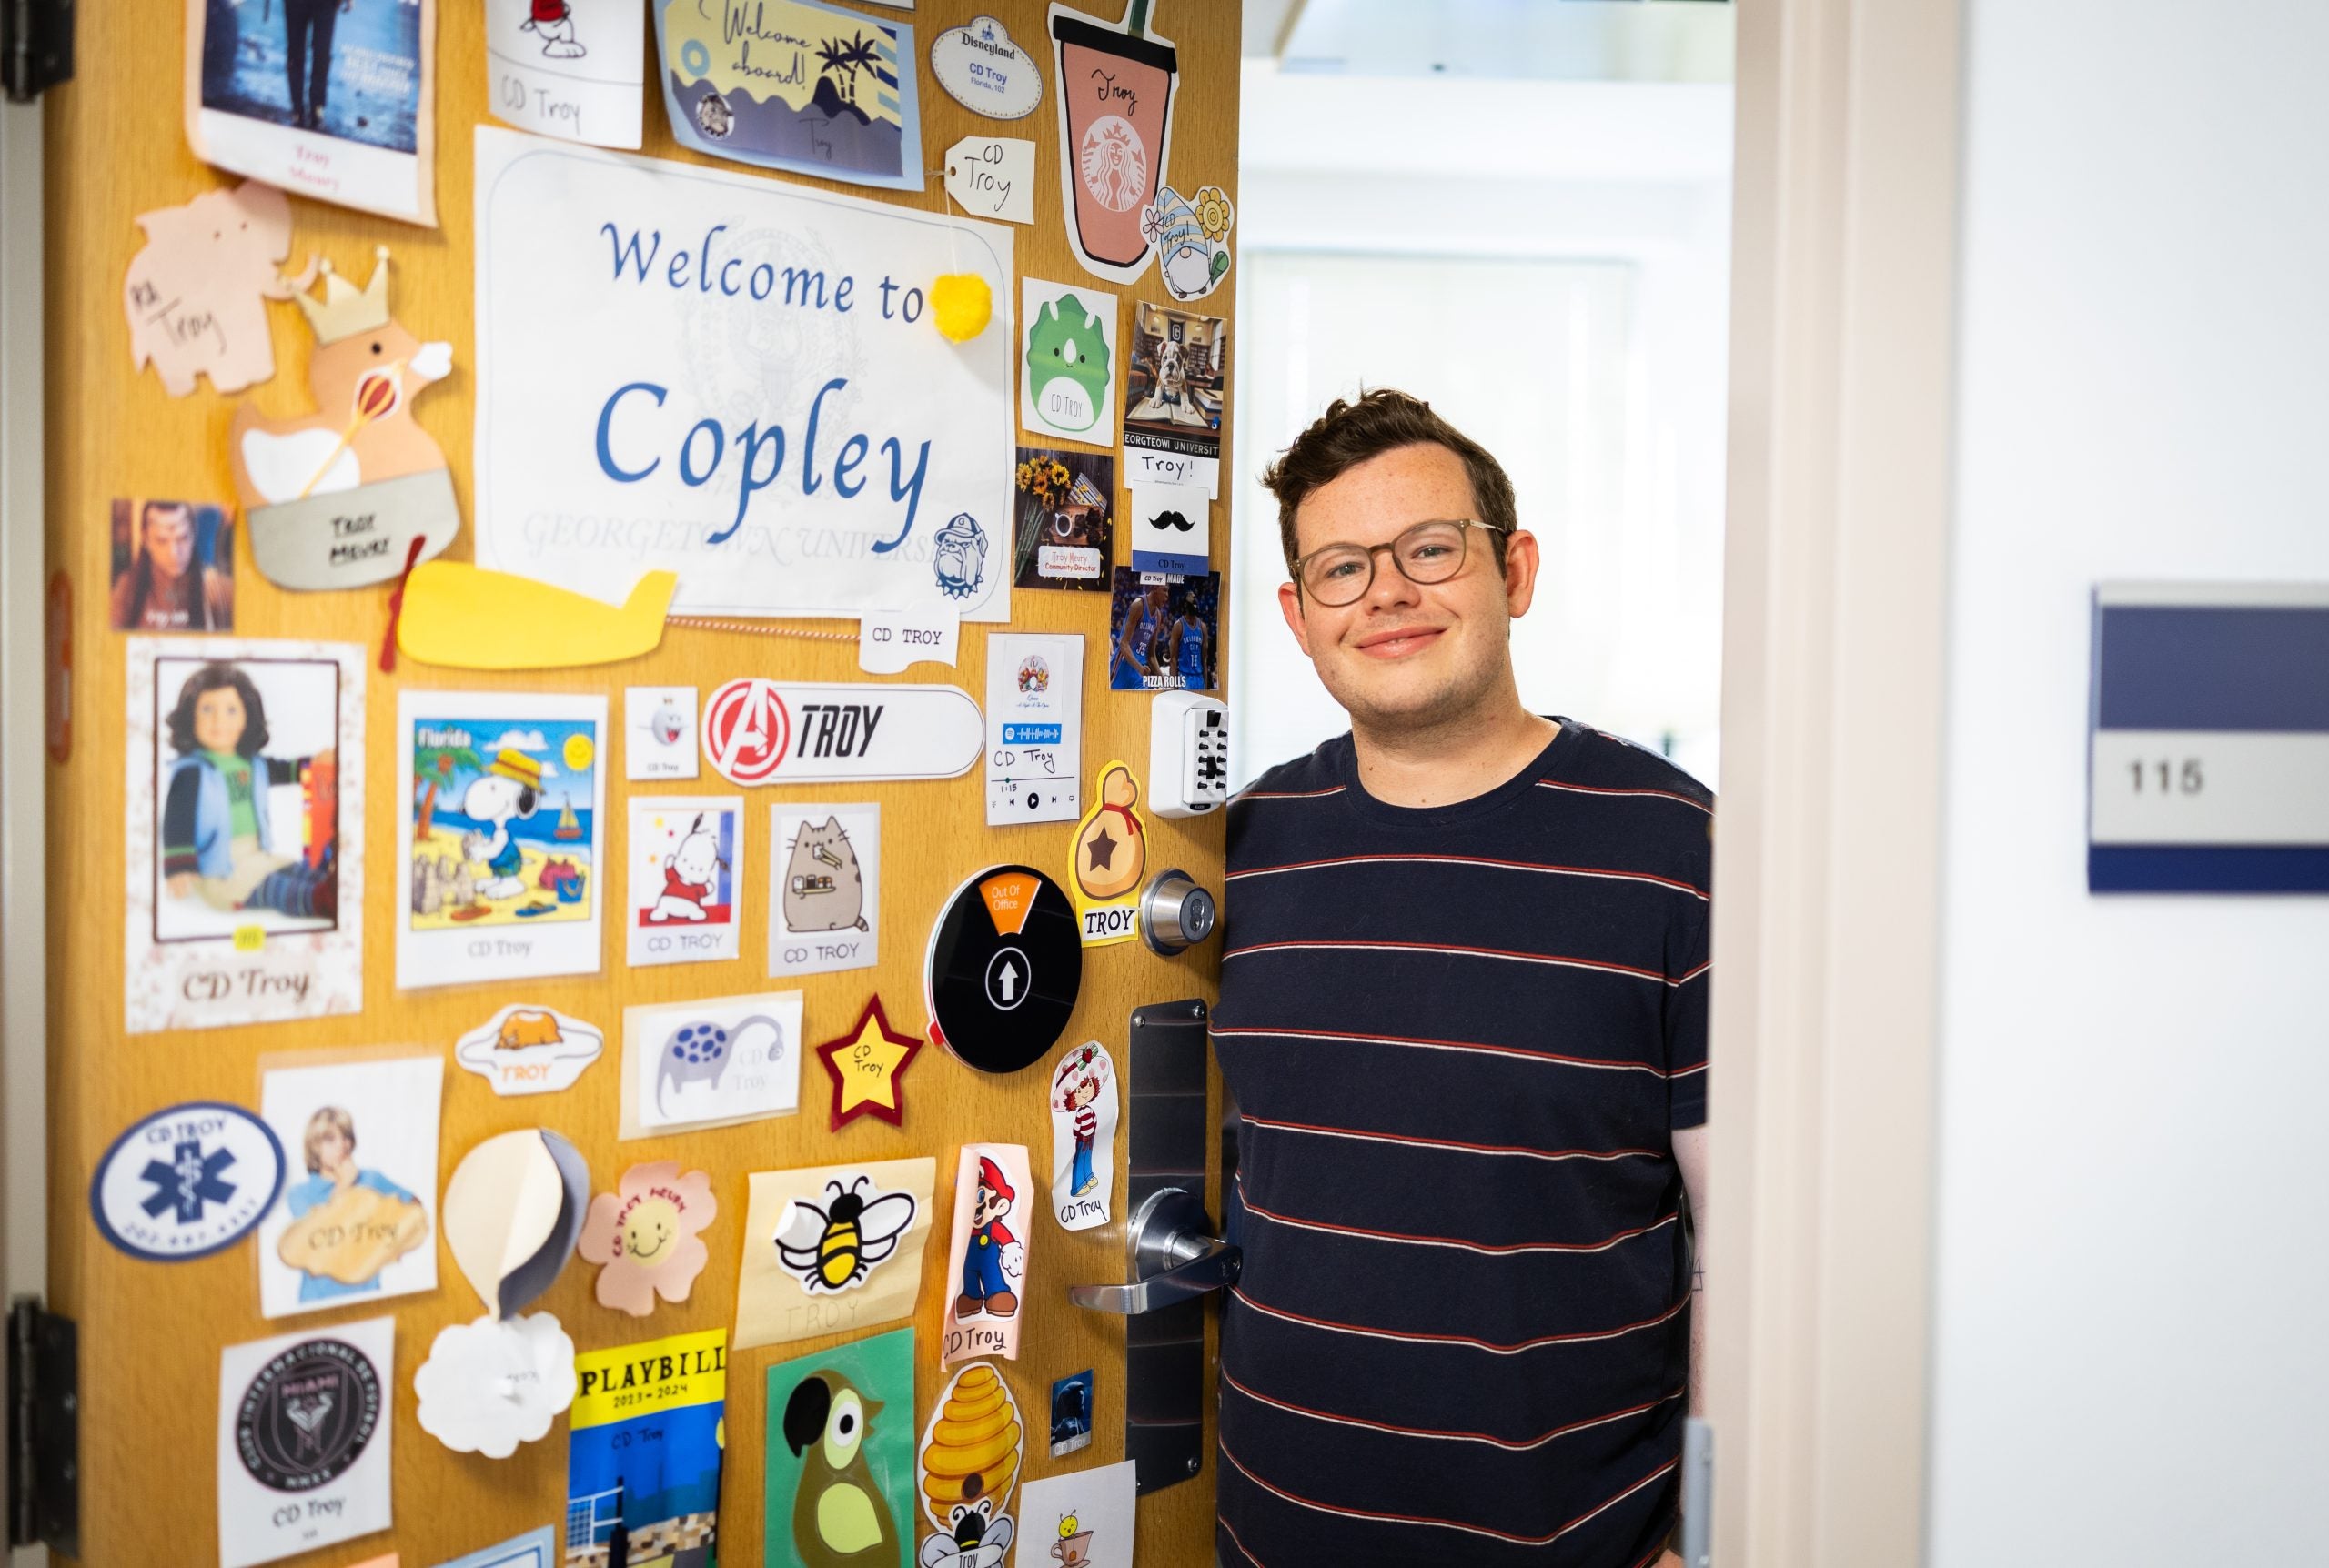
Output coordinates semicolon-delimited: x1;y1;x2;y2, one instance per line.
1067;760;1147;945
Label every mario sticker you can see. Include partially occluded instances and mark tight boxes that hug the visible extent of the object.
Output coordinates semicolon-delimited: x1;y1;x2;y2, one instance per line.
1046;1043;1117;1231
943;1143;1033;1365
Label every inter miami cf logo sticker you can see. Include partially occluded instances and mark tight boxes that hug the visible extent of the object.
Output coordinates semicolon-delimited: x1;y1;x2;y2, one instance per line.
236;1339;382;1492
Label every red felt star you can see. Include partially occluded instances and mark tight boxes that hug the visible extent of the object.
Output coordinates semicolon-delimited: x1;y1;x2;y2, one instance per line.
812;995;924;1131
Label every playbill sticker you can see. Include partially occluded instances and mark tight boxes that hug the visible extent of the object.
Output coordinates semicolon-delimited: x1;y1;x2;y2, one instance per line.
620;991;803;1138
257;1055;442;1319
217;1315;395;1568
486;0;645;149
770;804;881;978
396;689;608;990
737;1158;937;1351
126;638;365;1034
185;0;439;225
566;1330;728;1567
627;795;744;967
986;633;1084;826
472;127;1015;624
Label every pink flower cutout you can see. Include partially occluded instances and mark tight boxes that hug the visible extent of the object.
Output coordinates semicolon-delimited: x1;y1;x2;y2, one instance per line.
578;1161;716;1317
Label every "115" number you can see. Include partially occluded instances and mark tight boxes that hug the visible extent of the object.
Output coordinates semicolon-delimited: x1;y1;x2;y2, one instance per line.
2128;758;2205;794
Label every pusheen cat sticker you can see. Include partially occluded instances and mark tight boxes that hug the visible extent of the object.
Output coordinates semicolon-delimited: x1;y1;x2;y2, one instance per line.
769;805;881;980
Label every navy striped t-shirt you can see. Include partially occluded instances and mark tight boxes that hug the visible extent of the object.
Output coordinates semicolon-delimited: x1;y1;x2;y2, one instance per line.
1212;720;1711;1568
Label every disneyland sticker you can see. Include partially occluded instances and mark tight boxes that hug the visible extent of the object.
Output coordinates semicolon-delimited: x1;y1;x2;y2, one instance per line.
90;1101;287;1262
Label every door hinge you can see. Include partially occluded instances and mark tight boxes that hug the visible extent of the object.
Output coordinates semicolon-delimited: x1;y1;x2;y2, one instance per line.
1679;1414;1712;1567
7;1296;77;1556
1;0;73;104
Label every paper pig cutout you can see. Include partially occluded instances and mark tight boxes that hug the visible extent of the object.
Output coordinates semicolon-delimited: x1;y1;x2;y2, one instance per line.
125;179;317;398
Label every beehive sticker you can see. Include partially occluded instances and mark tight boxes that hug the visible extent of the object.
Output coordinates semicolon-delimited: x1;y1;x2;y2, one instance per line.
914;1361;1025;1562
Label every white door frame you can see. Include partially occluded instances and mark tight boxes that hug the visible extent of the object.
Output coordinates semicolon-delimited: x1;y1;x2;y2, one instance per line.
0;90;53;1568
1707;0;1961;1563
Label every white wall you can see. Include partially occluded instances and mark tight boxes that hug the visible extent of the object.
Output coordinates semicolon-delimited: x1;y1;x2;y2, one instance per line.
1927;6;2329;1564
1227;65;1731;788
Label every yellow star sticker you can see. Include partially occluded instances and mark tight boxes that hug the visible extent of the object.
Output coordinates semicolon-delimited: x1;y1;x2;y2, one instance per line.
813;996;923;1129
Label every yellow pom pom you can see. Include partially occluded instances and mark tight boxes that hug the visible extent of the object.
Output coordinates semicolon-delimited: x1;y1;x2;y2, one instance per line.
932;272;993;342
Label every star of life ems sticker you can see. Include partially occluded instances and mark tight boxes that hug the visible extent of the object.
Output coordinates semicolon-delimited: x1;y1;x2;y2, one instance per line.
89;1100;286;1261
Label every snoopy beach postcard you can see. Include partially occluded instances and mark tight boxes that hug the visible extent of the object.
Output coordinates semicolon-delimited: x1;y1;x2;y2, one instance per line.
651;0;923;190
396;690;607;989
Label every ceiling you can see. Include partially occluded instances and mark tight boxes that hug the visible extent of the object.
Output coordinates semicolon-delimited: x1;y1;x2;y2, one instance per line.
1241;0;1734;84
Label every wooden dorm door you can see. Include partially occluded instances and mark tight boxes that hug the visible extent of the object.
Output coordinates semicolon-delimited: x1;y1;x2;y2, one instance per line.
35;2;1238;1563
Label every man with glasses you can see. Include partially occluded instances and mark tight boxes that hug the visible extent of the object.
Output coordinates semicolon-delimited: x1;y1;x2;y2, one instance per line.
1214;389;1708;1568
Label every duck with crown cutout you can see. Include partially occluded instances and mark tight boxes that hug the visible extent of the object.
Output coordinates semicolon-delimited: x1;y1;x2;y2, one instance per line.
229;246;461;590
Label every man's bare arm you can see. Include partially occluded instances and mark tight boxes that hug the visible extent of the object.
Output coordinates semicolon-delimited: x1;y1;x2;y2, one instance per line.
1672;1123;1709;1415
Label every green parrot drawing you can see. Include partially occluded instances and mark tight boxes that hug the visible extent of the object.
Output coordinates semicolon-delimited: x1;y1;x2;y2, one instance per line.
786;1368;902;1567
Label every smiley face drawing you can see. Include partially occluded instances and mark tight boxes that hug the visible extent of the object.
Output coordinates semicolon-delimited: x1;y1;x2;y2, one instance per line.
577;1161;717;1317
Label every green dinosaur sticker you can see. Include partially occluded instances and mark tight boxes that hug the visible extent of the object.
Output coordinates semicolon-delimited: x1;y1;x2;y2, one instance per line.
1022;284;1115;439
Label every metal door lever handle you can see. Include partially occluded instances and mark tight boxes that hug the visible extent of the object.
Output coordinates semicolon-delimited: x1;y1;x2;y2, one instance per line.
1065;1186;1241;1315
1068;1236;1240;1314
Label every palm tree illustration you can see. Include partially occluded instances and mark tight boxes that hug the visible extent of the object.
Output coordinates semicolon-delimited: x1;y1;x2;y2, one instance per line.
413;740;482;843
815;32;881;107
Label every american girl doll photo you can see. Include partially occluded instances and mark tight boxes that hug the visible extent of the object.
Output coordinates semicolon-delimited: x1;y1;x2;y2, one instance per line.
153;657;340;941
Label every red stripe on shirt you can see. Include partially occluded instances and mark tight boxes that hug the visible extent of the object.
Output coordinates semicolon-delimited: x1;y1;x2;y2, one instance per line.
1231;1283;1689;1353
1211;1023;1689;1077
1225;938;1690;987
1536;778;1713;814
1223;1364;1685;1452
1240;1193;1680;1256
1227;851;1709;900
1241;1112;1664;1163
1221;1435;1681;1547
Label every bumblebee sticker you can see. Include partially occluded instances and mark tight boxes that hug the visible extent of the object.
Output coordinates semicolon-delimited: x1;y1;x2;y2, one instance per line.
736;1156;938;1351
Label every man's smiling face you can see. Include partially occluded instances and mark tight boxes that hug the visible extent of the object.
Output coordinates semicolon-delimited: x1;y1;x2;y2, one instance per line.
1276;442;1540;733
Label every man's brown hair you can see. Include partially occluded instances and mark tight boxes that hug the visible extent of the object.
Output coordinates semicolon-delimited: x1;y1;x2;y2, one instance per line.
1260;388;1517;578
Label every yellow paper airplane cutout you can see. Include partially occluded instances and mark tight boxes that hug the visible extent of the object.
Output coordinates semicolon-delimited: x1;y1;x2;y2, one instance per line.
398;562;676;669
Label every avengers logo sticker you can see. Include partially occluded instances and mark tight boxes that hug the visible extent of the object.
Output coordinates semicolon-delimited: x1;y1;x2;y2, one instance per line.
235;1336;383;1492
89;1101;285;1262
702;679;983;787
